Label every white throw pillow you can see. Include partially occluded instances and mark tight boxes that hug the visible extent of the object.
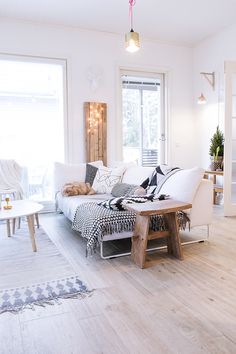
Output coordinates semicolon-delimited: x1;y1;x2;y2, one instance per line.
53;160;103;192
122;166;154;185
159;167;205;203
92;166;125;194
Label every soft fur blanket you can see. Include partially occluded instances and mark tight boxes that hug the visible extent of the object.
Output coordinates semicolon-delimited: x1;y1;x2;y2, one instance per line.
0;159;23;199
72;202;189;255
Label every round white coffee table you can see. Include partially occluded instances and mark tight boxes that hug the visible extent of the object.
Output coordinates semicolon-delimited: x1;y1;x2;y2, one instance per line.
0;200;43;252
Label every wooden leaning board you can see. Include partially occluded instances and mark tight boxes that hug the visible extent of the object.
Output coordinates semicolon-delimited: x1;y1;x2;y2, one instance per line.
84;102;107;166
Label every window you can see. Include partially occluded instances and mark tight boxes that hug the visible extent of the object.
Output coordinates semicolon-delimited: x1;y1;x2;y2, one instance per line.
0;56;66;204
121;72;166;166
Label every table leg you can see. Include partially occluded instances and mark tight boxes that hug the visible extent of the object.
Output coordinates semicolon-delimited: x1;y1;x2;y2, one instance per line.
131;215;150;268
12;218;16;234
27;214;37;252
35;213;39;228
18;217;21;229
164;212;183;260
6;220;11;237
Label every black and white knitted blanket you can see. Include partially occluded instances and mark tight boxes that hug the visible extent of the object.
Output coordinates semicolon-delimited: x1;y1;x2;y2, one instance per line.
72;202;189;255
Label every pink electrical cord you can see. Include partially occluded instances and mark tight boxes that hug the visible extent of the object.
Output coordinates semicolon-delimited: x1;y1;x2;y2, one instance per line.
129;0;136;30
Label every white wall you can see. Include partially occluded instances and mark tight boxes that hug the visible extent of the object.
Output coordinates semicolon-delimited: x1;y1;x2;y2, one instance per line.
0;18;195;167
193;24;236;168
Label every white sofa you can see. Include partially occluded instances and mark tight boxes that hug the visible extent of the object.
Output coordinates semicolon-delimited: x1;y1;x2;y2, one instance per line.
54;162;213;258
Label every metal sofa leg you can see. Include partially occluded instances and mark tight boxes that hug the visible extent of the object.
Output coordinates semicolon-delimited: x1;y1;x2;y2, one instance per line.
100;225;211;259
100;241;131;259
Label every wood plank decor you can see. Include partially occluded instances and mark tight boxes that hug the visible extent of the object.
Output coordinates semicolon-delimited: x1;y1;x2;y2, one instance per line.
84;102;107;165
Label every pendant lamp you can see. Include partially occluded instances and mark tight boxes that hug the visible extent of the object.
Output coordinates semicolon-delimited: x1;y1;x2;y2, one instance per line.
125;0;140;52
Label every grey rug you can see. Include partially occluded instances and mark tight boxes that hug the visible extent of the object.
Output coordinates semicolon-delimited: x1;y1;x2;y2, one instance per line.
0;222;91;314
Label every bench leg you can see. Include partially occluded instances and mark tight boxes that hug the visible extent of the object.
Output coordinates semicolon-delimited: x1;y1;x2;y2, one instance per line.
164;212;183;260
131;215;150;268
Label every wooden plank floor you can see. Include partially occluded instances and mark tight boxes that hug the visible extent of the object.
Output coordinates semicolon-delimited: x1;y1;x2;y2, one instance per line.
1;206;236;354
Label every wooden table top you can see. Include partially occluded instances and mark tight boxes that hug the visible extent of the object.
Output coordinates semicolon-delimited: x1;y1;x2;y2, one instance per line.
126;199;192;216
205;170;224;176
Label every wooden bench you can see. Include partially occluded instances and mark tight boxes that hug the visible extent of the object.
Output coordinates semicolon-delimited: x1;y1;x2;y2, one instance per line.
126;200;192;268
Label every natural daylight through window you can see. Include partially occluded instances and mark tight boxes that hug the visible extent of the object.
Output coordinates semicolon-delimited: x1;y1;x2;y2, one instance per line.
122;72;166;166
0;57;65;204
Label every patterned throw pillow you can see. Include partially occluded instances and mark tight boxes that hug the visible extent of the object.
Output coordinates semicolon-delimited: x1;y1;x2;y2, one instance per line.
141;165;180;194
92;166;125;194
85;163;98;186
111;183;146;197
98;194;156;211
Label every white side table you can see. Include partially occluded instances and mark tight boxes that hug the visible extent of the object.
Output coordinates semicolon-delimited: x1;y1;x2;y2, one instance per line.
0;200;43;252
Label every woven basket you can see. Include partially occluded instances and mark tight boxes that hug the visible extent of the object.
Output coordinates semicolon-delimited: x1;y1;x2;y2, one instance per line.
210;157;223;171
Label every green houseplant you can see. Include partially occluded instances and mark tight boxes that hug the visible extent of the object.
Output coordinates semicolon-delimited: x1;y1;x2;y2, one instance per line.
209;126;224;171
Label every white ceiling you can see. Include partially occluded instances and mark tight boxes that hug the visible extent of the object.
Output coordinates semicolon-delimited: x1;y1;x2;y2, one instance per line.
1;0;236;45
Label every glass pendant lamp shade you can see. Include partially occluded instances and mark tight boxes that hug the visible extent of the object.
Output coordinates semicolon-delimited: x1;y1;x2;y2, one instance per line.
198;93;207;104
125;29;140;52
125;0;140;52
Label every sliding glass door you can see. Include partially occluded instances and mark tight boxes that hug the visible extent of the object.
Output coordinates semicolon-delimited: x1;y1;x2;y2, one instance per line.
0;56;66;204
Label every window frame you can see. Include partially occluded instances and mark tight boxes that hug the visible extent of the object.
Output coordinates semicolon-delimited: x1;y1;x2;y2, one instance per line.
0;53;69;208
0;52;69;163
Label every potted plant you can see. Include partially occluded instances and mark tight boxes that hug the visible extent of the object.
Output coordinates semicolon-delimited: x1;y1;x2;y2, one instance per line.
209;126;224;171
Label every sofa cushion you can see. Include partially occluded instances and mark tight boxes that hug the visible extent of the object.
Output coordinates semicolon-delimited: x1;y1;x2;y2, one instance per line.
92;166;125;194
111;183;146;197
159;167;205;203
53;160;103;192
85;163;98;186
122;166;154;185
56;192;110;222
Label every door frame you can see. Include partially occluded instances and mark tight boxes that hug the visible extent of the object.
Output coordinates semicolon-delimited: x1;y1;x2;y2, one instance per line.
116;65;170;165
224;61;236;216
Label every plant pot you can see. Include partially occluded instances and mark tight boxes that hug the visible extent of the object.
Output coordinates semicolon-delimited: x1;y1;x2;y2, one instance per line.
210;156;223;171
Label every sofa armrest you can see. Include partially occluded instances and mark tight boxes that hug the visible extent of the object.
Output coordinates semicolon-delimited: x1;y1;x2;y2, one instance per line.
189;179;213;228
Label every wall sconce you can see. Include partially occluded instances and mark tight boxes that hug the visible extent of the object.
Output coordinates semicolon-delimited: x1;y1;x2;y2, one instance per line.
198;72;215;104
198;93;207;105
